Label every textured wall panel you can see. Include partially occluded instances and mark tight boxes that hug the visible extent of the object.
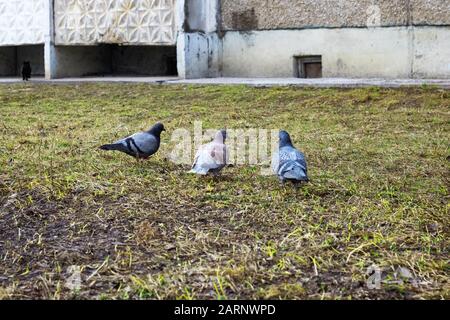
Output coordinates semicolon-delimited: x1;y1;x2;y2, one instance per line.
54;0;176;45
0;0;46;45
220;0;450;30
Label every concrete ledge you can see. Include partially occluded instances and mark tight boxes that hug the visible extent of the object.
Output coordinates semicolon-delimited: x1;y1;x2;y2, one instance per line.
170;77;450;88
0;77;449;88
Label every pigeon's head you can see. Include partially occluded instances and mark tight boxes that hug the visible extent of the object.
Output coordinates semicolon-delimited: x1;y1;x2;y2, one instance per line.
149;122;165;136
214;129;227;143
279;130;293;147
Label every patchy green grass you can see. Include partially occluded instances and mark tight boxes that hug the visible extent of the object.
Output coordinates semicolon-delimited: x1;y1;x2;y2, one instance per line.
0;83;448;300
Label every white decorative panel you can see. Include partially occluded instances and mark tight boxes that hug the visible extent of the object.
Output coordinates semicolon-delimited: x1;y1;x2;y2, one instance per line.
55;0;176;45
0;0;46;45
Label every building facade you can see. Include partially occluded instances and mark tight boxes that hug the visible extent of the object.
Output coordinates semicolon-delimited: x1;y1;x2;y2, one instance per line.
0;0;449;79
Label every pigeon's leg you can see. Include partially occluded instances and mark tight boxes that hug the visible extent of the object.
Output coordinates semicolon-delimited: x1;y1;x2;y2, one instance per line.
292;181;301;190
278;177;286;187
211;171;221;180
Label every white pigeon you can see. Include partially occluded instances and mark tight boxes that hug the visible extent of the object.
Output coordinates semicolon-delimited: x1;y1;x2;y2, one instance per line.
190;130;228;175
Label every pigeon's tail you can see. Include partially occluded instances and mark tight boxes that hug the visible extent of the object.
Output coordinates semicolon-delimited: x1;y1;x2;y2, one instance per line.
189;167;209;175
99;143;119;151
283;166;308;182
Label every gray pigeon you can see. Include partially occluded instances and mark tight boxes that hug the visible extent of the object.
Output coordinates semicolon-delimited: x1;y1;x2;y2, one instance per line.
99;122;165;159
190;129;228;175
272;130;309;185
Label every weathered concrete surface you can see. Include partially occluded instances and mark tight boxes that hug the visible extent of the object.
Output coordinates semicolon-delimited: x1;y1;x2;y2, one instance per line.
412;0;450;25
220;0;450;30
171;77;450;88
54;0;176;45
220;26;450;79
0;76;176;83
413;27;450;78
185;0;219;32
177;0;222;78
1;77;449;89
222;28;410;78
0;0;47;46
177;32;222;78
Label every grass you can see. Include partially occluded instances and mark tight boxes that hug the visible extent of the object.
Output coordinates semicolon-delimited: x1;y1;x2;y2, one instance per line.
0;83;448;300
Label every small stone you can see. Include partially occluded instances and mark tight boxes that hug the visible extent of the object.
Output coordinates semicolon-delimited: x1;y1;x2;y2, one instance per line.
397;267;413;279
164;244;176;251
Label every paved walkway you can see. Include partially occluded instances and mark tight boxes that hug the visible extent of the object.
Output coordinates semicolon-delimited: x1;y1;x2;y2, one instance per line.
1;76;449;88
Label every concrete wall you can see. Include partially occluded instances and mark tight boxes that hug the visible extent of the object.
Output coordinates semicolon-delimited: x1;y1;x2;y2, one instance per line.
411;0;450;25
413;27;450;78
220;0;450;30
54;0;176;45
177;32;221;78
221;27;450;79
177;0;222;78
0;0;47;46
0;0;448;79
216;0;450;79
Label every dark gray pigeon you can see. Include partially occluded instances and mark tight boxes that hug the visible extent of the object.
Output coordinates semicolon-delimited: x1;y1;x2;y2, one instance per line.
190;129;228;175
99;122;165;159
272;130;309;185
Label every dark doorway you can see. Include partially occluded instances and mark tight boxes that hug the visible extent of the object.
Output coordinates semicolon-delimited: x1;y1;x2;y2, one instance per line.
111;45;177;76
0;45;45;77
294;55;322;78
52;45;177;78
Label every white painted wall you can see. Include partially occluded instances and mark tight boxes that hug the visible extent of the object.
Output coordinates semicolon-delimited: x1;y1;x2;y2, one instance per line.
53;0;176;46
0;0;47;46
221;27;450;79
413;27;450;79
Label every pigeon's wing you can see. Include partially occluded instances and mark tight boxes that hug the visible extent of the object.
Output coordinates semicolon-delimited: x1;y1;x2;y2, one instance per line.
190;145;213;174
210;142;227;166
128;132;159;156
278;147;308;180
191;146;203;170
105;135;136;156
279;147;306;166
190;142;227;174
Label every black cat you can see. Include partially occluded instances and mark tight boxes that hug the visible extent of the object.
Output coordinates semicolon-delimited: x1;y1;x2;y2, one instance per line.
22;61;31;81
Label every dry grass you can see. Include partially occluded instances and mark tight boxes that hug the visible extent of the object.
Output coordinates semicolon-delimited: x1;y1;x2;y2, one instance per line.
0;83;449;300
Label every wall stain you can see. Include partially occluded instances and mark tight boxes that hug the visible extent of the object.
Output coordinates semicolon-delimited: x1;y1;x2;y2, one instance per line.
231;8;258;31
